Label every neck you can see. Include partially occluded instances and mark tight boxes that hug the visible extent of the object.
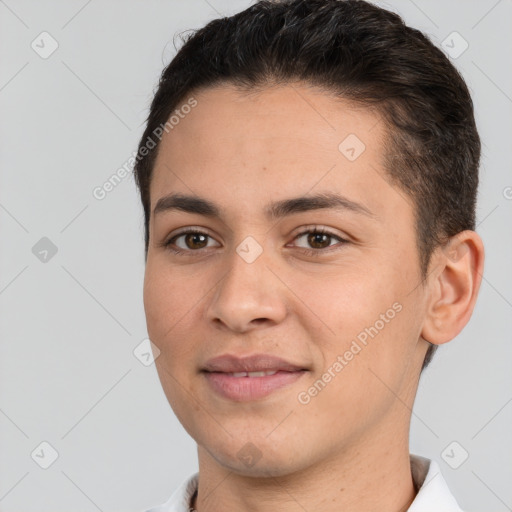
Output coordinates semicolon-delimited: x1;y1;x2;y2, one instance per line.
192;419;416;512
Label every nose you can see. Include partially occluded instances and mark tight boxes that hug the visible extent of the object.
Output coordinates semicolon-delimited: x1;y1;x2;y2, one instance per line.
206;243;288;333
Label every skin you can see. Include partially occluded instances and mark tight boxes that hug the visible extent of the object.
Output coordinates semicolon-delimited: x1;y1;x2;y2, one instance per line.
143;82;484;512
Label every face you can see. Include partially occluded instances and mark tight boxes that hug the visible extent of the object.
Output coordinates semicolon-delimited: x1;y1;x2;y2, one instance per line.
143;83;430;476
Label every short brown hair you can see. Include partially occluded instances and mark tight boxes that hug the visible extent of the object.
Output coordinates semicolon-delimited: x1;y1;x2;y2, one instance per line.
134;0;481;369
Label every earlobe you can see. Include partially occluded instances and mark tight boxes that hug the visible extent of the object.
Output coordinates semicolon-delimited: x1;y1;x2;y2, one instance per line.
421;230;485;345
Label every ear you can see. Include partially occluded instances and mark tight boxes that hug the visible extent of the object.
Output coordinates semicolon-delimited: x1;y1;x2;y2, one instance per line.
421;230;485;345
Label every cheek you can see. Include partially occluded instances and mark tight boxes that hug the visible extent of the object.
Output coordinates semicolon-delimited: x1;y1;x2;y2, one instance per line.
288;262;402;345
297;305;417;440
143;262;203;416
143;261;203;356
294;263;416;388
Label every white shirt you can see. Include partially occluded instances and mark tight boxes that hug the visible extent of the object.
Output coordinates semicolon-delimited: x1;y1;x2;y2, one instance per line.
145;454;464;512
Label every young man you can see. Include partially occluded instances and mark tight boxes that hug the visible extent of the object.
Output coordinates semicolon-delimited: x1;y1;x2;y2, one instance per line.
135;1;484;510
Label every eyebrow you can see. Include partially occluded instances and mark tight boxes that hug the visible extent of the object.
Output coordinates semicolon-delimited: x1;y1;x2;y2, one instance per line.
153;192;375;220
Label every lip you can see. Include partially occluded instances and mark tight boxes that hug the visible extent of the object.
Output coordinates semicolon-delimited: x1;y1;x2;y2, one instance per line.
202;353;308;401
202;353;307;373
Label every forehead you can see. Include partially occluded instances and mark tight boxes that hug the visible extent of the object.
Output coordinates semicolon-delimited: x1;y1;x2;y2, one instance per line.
150;83;405;220
155;82;384;158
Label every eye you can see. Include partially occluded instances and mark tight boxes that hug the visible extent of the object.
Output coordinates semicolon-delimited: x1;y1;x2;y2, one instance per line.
163;228;220;254
160;226;348;257
290;227;348;255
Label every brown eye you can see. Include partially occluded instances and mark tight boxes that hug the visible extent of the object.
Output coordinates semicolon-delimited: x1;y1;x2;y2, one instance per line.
307;232;332;249
183;233;208;249
294;229;344;250
290;227;349;257
164;229;220;254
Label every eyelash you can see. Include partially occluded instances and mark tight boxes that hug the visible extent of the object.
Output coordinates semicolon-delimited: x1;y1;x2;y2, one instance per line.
161;226;348;257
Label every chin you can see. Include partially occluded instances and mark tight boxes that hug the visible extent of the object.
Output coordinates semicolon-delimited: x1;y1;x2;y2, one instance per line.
212;449;303;478
200;434;309;478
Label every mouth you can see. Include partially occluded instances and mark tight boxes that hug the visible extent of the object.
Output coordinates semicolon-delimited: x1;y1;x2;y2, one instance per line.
202;353;307;373
201;353;308;401
219;370;280;377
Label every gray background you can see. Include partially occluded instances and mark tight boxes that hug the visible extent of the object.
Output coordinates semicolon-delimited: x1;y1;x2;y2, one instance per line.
0;1;511;511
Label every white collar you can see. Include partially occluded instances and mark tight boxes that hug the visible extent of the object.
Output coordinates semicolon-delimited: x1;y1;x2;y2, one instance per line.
145;454;464;512
408;455;464;511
